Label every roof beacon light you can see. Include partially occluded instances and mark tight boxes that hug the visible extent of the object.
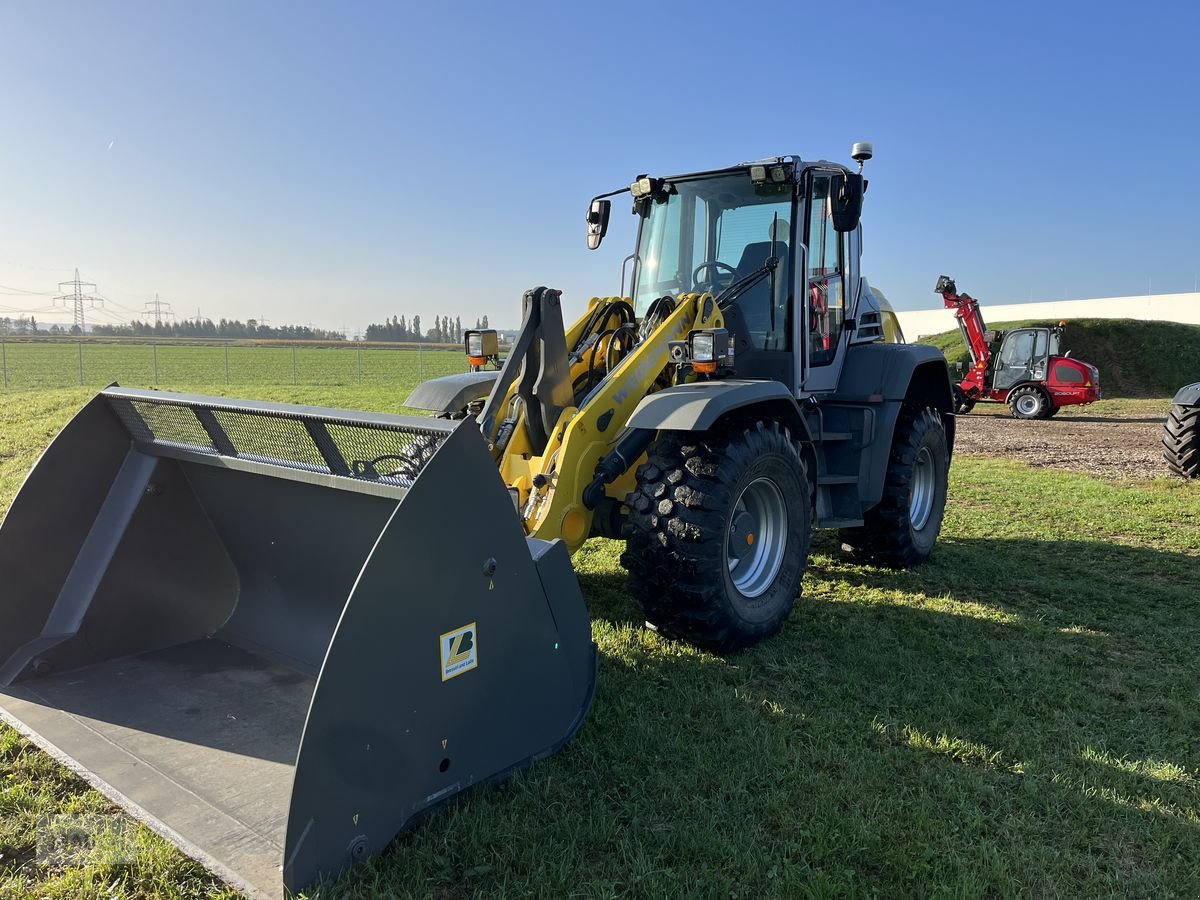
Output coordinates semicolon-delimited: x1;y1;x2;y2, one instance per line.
851;142;873;173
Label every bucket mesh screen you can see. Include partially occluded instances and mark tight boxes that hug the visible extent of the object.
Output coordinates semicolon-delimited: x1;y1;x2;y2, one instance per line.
106;392;453;487
127;402;217;451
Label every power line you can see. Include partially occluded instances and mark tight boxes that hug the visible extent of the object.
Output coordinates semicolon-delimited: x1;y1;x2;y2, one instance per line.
0;284;56;296
53;269;102;332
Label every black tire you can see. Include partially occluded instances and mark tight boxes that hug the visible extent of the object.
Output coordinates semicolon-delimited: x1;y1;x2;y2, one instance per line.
621;421;811;654
1044;404;1061;418
953;385;975;415
1009;385;1049;419
1163;404;1200;478
839;406;949;568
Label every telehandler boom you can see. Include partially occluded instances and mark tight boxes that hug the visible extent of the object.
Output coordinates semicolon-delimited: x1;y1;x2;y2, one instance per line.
0;145;954;898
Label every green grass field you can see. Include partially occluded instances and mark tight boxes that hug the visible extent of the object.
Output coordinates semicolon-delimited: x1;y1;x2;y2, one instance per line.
2;387;1199;898
0;341;465;392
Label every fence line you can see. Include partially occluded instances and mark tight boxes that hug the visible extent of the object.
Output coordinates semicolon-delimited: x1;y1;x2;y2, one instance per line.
0;340;469;392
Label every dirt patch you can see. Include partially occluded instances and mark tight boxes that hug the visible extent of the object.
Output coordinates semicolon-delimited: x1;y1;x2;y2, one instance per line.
953;405;1169;479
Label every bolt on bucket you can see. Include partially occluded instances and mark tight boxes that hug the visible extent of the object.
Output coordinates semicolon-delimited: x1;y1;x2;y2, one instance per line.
0;387;596;899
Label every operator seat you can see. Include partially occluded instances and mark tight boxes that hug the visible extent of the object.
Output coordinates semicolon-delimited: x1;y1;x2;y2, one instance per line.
731;231;789;346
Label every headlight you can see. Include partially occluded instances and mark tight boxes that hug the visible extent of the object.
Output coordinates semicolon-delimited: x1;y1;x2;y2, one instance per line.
464;329;498;366
687;328;729;375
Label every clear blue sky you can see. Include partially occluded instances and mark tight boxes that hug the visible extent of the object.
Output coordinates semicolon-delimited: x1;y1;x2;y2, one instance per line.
2;0;1198;332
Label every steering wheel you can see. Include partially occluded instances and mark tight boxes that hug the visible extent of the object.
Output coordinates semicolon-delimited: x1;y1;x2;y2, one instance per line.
692;260;737;291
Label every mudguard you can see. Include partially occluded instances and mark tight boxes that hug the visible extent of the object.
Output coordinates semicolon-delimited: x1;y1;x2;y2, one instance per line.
404;370;499;415
624;378;812;439
1172;382;1200;407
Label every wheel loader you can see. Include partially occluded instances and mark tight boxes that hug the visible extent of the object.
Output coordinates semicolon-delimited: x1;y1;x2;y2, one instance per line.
0;144;955;899
1163;383;1199;477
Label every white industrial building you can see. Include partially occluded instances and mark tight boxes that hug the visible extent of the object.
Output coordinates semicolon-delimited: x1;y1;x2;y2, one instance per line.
895;291;1200;341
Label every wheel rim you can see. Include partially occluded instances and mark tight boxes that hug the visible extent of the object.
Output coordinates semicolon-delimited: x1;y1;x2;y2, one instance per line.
909;446;935;531
726;477;788;599
1016;394;1039;416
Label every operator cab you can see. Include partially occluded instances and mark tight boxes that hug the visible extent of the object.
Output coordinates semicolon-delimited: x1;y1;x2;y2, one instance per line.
586;153;875;389
990;327;1058;391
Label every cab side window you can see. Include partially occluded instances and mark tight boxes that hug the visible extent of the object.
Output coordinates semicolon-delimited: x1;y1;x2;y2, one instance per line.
806;175;845;366
1000;331;1034;366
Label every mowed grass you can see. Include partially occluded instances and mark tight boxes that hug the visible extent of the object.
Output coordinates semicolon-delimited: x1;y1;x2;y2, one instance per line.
2;386;1199;898
0;341;465;391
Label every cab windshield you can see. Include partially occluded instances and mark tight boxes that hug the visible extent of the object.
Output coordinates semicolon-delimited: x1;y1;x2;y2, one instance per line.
631;172;793;349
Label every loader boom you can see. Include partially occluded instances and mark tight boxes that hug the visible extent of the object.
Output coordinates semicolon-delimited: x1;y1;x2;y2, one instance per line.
483;289;725;550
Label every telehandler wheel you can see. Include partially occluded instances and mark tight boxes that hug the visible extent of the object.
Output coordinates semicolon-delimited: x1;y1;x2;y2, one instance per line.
953;385;975;415
1163;403;1200;478
1009;386;1049;419
621;421;811;654
839;406;948;569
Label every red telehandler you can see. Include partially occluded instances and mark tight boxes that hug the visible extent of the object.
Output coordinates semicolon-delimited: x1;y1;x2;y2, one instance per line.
937;275;1101;419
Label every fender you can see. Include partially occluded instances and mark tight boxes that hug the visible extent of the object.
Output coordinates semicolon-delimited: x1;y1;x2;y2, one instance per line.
624;379;813;442
838;342;954;405
839;343;956;510
1172;382;1200;407
405;371;499;415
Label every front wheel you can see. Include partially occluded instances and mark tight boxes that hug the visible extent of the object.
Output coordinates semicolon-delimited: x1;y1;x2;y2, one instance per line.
839;406;949;568
1009;386;1049;419
953;385;976;415
621;421;811;654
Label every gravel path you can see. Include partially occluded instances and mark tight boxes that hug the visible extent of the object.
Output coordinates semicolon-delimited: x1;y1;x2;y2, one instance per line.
952;404;1170;479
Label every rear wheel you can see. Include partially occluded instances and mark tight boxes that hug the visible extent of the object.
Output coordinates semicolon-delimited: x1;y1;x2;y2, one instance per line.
1009;386;1049;419
621;421;811;654
1163;404;1200;478
839;406;949;568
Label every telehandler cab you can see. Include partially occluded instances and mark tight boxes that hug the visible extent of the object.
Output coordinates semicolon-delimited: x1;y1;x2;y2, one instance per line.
0;145;954;898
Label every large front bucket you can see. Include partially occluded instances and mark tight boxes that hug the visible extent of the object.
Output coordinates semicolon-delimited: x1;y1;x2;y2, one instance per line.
0;387;596;898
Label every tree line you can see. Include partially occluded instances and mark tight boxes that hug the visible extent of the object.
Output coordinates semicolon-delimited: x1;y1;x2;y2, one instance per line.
88;318;346;340
0;316;42;335
363;314;489;343
1;312;495;342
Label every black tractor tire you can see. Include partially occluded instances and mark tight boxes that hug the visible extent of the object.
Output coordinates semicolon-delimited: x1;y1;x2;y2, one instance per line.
953;385;975;415
839;406;949;568
1044;403;1061;418
1009;385;1050;420
1163;404;1200;478
621;421;811;654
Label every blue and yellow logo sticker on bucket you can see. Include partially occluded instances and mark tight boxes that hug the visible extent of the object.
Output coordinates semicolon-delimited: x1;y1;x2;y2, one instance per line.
440;623;478;681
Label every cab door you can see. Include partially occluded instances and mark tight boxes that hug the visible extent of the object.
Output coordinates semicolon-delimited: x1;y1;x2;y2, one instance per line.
992;329;1043;390
799;171;852;393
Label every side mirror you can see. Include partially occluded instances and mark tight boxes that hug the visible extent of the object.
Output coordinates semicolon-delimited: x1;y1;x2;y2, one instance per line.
830;173;865;233
586;199;611;250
